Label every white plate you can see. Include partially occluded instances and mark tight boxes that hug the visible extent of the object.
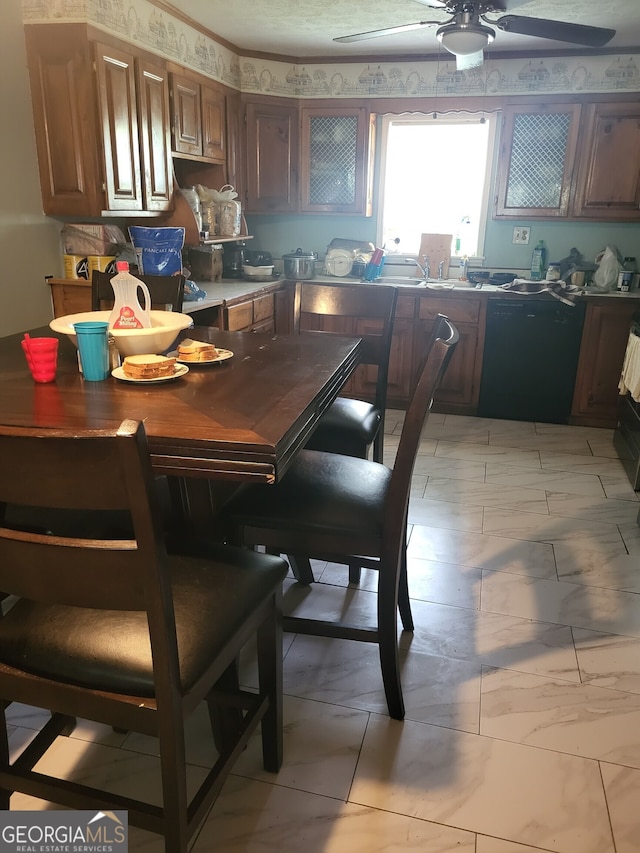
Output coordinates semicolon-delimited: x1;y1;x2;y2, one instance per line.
426;282;455;290
324;250;354;277
112;363;189;383
176;348;234;366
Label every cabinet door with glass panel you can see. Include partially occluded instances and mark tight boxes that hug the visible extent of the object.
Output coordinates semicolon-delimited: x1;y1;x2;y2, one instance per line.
494;103;581;218
300;107;375;215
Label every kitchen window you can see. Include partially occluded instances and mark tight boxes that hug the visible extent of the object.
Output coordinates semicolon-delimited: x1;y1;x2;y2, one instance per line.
378;112;496;263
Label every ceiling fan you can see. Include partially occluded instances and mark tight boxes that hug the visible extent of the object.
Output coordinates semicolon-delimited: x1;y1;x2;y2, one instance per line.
334;1;616;70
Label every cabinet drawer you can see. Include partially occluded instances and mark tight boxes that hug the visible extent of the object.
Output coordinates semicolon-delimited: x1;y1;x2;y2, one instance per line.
253;293;274;323
225;301;253;331
419;296;481;323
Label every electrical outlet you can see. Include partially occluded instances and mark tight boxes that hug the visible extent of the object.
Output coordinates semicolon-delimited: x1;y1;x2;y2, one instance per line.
512;227;531;245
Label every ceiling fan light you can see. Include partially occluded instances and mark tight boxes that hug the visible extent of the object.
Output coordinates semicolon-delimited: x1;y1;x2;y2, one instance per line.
436;21;495;56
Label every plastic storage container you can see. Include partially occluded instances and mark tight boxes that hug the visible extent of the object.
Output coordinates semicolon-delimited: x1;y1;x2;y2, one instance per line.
618;257;637;292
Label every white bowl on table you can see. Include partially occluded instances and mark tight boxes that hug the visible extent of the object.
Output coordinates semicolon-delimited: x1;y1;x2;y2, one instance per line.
50;310;194;357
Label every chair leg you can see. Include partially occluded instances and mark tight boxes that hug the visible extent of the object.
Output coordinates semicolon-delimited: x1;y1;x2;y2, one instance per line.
157;708;190;853
288;555;315;585
397;541;414;632
348;560;363;584
0;705;10;809
377;562;405;720
257;591;283;773
378;615;405;720
207;659;244;754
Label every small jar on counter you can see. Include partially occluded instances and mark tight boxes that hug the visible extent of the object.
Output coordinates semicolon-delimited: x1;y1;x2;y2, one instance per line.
546;263;561;281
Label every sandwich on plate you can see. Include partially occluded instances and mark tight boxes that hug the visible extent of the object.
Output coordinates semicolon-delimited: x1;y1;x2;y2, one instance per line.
122;354;177;379
177;338;218;362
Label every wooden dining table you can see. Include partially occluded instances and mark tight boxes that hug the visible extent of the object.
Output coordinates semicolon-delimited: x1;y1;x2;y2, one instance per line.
1;324;362;530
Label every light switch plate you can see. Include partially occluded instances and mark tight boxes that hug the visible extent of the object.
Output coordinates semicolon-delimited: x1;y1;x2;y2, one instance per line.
512;227;531;245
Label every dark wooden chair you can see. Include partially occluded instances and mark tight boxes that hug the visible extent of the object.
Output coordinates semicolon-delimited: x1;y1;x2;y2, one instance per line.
221;315;459;720
0;419;287;852
295;280;398;465
91;270;186;312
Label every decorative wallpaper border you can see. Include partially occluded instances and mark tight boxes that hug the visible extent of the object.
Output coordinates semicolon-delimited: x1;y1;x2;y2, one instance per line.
22;0;640;97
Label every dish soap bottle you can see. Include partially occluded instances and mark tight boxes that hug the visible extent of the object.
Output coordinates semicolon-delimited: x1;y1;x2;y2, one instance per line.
108;262;152;329
530;240;546;281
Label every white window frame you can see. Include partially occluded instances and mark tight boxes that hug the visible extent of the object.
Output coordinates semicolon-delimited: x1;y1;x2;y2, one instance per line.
376;111;498;269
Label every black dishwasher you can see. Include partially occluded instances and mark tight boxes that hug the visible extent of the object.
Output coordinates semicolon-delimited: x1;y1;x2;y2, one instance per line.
478;297;586;423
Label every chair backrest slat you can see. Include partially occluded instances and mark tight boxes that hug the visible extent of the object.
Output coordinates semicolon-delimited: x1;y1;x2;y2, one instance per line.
382;315;459;565
293;281;398;409
91;271;186;312
0;420;170;613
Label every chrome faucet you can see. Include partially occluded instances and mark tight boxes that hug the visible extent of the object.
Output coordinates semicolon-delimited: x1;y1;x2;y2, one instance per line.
438;260;445;280
414;255;430;281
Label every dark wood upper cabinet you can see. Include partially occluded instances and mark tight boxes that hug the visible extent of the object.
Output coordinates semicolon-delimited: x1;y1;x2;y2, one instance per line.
170;72;202;156
494;103;582;219
25;24;104;216
245;99;299;213
94;42;142;211
136;58;173;212
244;100;374;216
300;107;375;215
571;102;640;220
225;91;244;201
25;24;173;216
169;72;227;165
201;83;226;162
495;98;640;222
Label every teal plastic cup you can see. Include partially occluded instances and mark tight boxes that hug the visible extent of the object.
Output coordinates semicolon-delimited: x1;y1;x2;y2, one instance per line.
73;321;110;381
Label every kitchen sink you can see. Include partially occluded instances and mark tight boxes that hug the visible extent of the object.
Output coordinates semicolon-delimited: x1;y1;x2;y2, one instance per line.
375;276;427;287
376;276;484;290
500;282;547;293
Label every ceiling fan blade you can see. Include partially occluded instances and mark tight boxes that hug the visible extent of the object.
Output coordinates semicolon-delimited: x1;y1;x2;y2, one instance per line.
334;20;441;43
495;15;616;47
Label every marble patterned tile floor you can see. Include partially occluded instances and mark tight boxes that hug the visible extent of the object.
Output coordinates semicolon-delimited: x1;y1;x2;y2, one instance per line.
7;413;640;852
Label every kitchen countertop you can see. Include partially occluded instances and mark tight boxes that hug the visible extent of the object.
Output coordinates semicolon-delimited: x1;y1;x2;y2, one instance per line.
182;275;640;313
306;275;640;299
181;277;282;313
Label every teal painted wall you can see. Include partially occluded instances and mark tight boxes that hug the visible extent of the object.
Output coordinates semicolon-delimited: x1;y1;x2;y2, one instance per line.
243;214;377;261
485;219;640;270
246;210;640;271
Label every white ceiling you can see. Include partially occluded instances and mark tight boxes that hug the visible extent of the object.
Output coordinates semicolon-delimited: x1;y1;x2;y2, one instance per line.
166;0;640;60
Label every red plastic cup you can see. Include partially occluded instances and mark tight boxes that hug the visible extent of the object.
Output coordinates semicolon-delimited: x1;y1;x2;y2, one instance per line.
21;336;59;383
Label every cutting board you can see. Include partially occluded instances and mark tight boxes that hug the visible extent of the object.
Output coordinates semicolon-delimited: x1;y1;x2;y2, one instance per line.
416;233;453;278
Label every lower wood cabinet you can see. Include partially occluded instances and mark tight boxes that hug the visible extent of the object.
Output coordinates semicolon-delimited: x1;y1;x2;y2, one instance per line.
219;290;276;332
571;299;640;427
272;284;486;414
417;295;486;412
272;281;638;426
386;304;416;405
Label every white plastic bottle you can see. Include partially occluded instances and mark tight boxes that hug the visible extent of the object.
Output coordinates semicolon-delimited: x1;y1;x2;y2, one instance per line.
108;262;152;329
